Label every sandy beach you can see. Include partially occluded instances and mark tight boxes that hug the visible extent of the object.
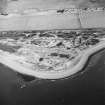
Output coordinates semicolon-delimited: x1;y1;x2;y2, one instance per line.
0;40;105;79
0;0;104;104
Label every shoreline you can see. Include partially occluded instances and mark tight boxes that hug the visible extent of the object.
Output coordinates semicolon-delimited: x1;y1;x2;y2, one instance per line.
0;10;105;79
0;41;105;79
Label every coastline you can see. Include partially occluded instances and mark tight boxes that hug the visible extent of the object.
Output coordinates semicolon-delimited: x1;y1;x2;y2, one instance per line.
0;10;105;79
0;41;105;79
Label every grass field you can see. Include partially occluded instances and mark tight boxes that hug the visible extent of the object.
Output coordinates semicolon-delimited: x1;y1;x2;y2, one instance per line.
0;14;79;31
0;11;105;31
79;11;105;28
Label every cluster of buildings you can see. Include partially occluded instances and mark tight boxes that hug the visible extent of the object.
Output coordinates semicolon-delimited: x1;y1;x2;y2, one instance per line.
56;7;105;14
0;6;105;16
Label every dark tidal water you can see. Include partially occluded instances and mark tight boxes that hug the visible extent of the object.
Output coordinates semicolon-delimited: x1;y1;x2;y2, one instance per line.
0;49;105;105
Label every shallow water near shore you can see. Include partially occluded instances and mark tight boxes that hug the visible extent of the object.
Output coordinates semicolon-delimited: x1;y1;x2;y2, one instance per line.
0;49;104;105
